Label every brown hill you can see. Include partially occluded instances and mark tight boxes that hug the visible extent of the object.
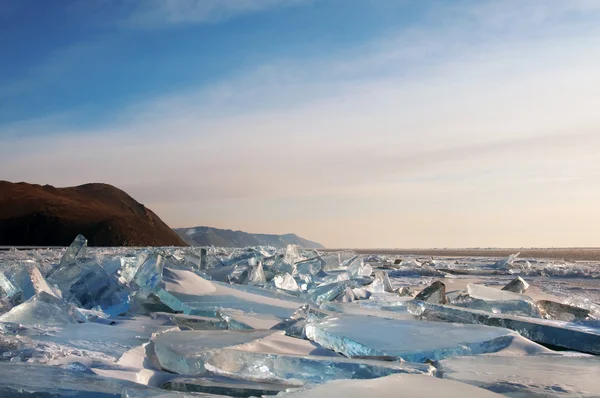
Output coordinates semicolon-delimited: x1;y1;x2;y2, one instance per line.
0;181;187;247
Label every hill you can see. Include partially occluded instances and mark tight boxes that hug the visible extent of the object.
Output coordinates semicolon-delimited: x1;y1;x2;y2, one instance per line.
0;181;187;247
174;226;324;249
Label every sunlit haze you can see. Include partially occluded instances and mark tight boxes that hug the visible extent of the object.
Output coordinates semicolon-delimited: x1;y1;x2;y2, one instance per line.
2;0;600;248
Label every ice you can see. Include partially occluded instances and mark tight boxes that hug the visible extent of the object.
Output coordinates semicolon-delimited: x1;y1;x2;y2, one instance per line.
440;354;600;397
217;308;282;330
0;271;20;301
11;262;60;300
502;276;530;293
335;287;356;303
284;244;305;266
494;252;520;269
3;246;600;395
452;298;541;317
275;373;503;398
273;273;300;292
307;280;353;304
202;347;435;385
468;283;533;302
152;329;275;374
563;296;600;318
247;260;266;285
305;314;517;361
414;280;446;304
0;362;154;397
347;260;372;277
57;234;88;268
295;256;325;276
156;268;303;318
537;300;590;321
367;270;394;294
133;253;165;292
351;287;371;300
408;300;600;354
0;291;86;326
162;375;296;396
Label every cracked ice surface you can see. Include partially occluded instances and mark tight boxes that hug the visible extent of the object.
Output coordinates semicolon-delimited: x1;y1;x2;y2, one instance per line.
1;240;600;396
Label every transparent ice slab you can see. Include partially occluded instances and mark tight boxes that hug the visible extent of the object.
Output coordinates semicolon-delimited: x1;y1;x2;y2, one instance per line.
439;354;600;397
203;343;435;385
408;300;600;354
537;300;590;322
414;281;446;304
273;273;300;292
0;361;151;397
31;316;178;360
0;291;86;327
501;276;529;293
153;329;275;375
156;268;302;319
10;263;60;301
162;375;297;397
467;284;533;302
57;234;88;268
305;314;516;361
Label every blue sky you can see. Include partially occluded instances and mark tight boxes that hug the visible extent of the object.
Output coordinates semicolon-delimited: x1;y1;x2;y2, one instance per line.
0;0;424;128
2;1;600;247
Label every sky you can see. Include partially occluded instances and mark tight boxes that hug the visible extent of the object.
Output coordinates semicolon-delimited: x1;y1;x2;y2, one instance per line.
2;0;600;248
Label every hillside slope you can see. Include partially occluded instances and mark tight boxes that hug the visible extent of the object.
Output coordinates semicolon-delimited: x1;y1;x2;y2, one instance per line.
0;181;187;247
174;226;323;249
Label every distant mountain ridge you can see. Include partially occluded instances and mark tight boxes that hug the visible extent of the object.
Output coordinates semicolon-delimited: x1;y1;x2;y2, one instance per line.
174;226;324;249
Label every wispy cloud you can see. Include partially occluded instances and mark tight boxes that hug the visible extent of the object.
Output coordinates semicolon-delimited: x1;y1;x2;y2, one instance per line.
121;0;310;27
3;1;600;246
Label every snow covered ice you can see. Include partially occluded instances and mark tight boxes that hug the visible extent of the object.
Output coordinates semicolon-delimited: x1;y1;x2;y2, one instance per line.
2;238;600;396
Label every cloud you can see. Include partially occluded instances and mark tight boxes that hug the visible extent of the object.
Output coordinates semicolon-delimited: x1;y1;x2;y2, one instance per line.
3;1;600;246
121;0;311;27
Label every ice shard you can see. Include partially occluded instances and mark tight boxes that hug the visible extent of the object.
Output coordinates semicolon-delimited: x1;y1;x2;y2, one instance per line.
494;252;520;269
367;271;394;294
0;271;20;302
451;298;541;317
284;245;305;266
216;308;282;330
247;260;266;285
273;273;300;292
270;304;328;338
57;234;88;268
132;253;165;291
467;283;532;302
305;314;516;361
537;300;590;321
162;375;297;396
203;348;435;385
295;256;325;276
275;373;503;398
0;362;153;397
414;281;446;304
153;329;276;375
408;300;600;354
351;287;371;300
335;287;356;303
307;280;353;305
501;276;529;293
0;291;86;327
11;263;60;301
156;268;303;318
